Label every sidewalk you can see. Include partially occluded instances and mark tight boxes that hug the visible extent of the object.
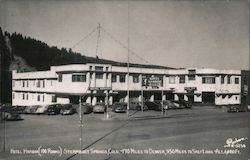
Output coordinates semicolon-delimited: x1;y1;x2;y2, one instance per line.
101;110;192;121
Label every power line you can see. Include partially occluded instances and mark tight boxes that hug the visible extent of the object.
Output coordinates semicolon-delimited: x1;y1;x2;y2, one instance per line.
100;26;151;64
71;26;99;49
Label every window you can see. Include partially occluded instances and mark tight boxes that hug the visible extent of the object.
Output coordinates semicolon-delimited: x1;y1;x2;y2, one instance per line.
22;81;25;87
202;77;215;84
95;66;103;71
188;75;195;81
22;93;25;100
227;76;231;84
95;73;103;79
52;95;57;103
120;75;126;83
26;94;28;100
72;75;86;82
58;74;62;82
42;95;45;102
133;75;139;83
179;76;185;84
12;80;15;87
235;77;239;84
112;74;117;82
106;67;109;71
37;95;40;101
188;69;196;74
169;76;175;84
51;80;53;86
89;66;93;70
12;93;15;99
37;80;40;87
221;76;225;84
42;80;45;88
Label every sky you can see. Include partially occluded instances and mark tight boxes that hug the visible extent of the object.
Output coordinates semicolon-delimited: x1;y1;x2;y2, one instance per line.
0;0;249;70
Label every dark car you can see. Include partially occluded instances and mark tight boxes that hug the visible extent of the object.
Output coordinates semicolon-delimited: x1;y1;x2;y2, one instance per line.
12;106;27;114
0;107;22;121
172;99;192;108
93;102;107;113
47;104;62;115
161;100;179;110
60;104;76;115
112;102;127;113
145;101;162;111
227;105;246;113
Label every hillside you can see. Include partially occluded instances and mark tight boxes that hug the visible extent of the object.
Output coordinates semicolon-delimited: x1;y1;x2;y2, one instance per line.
0;27;174;103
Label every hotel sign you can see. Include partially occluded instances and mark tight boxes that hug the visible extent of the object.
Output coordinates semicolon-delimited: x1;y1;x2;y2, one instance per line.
89;87;112;91
142;75;162;89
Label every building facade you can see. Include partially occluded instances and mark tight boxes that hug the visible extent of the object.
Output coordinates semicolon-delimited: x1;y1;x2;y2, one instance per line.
12;63;243;106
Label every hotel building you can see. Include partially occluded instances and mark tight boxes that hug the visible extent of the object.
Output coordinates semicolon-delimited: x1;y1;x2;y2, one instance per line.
12;63;246;107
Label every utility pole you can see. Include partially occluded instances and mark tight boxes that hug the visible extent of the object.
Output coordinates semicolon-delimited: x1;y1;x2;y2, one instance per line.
127;0;130;117
79;96;83;160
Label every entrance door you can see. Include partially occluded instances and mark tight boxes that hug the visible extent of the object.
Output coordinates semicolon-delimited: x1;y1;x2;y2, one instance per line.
202;92;215;105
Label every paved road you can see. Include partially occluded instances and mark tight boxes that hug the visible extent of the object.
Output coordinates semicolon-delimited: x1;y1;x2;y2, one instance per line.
0;106;249;160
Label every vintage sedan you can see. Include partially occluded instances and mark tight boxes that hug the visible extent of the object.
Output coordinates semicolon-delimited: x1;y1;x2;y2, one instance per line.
112;102;127;113
93;102;107;113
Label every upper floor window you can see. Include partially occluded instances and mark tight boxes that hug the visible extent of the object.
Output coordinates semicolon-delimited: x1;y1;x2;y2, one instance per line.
179;75;185;84
37;80;41;87
188;69;196;74
42;80;45;88
169;76;175;84
95;66;103;71
26;81;29;87
120;75;126;83
12;80;15;87
235;77;239;84
106;67;109;71
221;76;225;84
89;66;93;70
37;95;40;101
133;75;139;83
202;77;215;84
188;75;195;81
72;74;86;82
58;74;63;82
22;81;25;87
96;73;103;79
52;95;57;103
227;76;231;84
112;74;117;82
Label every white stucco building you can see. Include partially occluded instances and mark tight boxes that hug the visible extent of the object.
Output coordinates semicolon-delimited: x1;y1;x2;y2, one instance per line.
12;63;242;106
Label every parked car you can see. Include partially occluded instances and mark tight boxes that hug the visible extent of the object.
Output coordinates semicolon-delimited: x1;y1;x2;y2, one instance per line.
227;105;246;113
93;102;107;113
0;107;22;121
47;104;62;115
112;102;127;113
161;100;179;110
60;104;76;115
75;103;93;114
171;100;190;109
145;101;162;111
35;105;49;114
13;106;27;114
3;111;22;121
129;101;148;111
23;105;40;114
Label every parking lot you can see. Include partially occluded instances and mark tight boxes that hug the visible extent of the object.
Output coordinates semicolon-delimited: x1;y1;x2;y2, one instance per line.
0;106;249;160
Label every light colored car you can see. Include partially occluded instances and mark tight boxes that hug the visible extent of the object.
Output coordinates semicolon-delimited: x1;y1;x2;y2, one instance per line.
35;105;49;114
93;102;106;113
